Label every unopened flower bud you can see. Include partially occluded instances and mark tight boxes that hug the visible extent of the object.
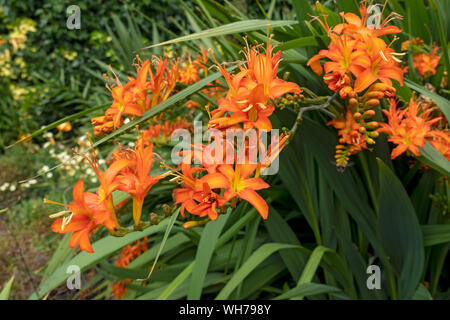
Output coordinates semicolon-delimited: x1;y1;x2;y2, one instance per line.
363;110;376;118
349;98;358;107
366;121;379;129
365;99;380;107
183;220;202;229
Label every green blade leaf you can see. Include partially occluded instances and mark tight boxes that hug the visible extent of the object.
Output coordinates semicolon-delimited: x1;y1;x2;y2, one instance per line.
188;213;229;300
141;20;298;50
0;276;14;300
215;243;301;300
29;221;170;300
422;224;450;246
377;159;425;299
273;282;342;300
7;103;107;149
418;142;450;177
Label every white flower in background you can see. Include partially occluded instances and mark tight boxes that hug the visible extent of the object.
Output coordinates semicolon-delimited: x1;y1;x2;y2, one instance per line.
9;184;16;192
29;179;37;185
43;132;53;139
46;172;53;178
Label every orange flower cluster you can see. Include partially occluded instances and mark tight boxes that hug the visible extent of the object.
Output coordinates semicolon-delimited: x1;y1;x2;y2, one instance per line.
308;1;404;95
402;37;441;78
91;53;209;136
168;34;299;222
209;35;302;131
111;237;148;300
46;134;164;253
378;98;449;159
307;1;406;166
413;46;441;78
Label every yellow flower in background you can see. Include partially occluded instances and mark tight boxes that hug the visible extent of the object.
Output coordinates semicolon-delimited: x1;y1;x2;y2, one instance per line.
62;50;78;61
163;45;174;58
9;84;29;102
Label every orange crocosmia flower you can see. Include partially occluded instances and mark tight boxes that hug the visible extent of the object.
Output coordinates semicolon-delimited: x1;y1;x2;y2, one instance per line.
242;37;302;104
189;182;224;220
378;98;441;159
126;59;152;112
48;180;116;253
210;85;276;131
209;36;301;130
148;57;180;107
194;49;210;77
307;34;371;92
218;163;270;219
80;143;130;226
328;110;366;149
334;1;402;40
91;115;118;136
413;47;441;77
115;138;163;226
106;82;143;129
179;56;200;85
171;152;229;220
353;37;405;92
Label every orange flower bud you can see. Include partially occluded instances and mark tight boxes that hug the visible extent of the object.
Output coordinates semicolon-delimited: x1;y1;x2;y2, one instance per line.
363;110;376;118
365;99;380;107
366;121;379;129
349;98;358;107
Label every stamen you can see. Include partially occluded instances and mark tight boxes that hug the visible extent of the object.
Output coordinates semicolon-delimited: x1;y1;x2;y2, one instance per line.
379;50;389;62
44;199;68;207
49;210;70;218
242;104;254;112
